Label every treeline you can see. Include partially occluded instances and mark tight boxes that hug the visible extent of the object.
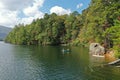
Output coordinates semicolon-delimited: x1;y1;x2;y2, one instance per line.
5;12;82;45
75;0;120;57
5;0;120;57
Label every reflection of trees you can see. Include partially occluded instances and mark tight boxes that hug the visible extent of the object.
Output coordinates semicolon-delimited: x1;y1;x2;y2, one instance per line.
30;46;90;80
89;55;105;67
87;55;120;80
12;45;120;80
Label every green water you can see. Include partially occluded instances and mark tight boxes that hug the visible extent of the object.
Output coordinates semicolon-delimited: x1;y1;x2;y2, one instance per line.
0;41;120;80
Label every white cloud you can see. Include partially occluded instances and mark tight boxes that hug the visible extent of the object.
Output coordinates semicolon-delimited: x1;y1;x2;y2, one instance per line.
0;0;32;11
20;13;44;25
23;6;38;16
0;9;20;28
77;3;83;9
20;17;34;25
33;0;44;7
22;0;44;25
0;1;4;9
23;0;44;17
50;6;71;15
0;0;44;28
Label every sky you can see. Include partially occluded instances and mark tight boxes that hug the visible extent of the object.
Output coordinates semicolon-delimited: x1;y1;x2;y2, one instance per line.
0;0;91;28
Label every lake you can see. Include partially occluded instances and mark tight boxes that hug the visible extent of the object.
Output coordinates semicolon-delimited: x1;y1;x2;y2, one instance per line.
0;41;120;80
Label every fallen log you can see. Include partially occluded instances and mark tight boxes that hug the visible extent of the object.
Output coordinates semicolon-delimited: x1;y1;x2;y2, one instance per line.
108;59;120;65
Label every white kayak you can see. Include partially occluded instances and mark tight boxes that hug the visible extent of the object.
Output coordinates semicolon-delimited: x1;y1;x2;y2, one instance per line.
92;54;105;58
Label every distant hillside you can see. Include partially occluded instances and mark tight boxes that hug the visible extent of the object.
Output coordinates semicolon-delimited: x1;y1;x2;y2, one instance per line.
0;25;12;40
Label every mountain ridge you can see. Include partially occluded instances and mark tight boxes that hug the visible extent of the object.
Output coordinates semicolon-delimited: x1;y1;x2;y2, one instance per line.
0;25;12;40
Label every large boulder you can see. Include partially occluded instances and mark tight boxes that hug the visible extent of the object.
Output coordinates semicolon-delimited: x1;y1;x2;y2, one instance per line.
89;43;105;55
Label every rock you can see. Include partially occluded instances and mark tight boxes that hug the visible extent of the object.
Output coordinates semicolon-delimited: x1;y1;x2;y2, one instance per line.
89;43;105;55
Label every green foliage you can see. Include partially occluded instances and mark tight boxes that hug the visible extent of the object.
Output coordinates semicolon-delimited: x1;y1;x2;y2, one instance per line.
5;0;120;58
104;20;120;58
76;0;120;45
5;12;81;45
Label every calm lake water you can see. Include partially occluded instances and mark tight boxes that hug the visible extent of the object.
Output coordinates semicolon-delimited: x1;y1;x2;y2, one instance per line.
0;41;120;80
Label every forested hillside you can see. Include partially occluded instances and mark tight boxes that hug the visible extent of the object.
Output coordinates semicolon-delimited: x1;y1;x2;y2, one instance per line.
5;12;81;45
5;0;120;57
76;0;120;45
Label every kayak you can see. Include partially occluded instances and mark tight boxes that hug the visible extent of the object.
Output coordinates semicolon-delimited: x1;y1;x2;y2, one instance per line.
92;54;104;58
62;49;70;53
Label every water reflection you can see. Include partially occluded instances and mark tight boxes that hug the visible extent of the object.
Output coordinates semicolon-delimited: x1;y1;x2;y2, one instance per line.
0;42;120;80
89;55;105;67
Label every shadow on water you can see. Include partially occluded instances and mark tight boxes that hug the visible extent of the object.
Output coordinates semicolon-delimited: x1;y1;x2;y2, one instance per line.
87;54;120;80
0;42;120;80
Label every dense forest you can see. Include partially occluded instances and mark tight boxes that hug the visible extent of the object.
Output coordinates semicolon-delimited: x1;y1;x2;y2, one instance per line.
5;0;120;57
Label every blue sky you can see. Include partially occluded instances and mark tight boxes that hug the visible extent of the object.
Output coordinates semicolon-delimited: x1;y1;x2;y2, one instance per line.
42;0;90;13
0;0;91;28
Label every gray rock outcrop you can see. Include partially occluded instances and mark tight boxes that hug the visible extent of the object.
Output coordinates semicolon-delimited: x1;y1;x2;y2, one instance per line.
89;43;105;55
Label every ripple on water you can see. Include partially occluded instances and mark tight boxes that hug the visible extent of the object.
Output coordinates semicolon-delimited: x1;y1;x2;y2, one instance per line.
0;42;120;80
